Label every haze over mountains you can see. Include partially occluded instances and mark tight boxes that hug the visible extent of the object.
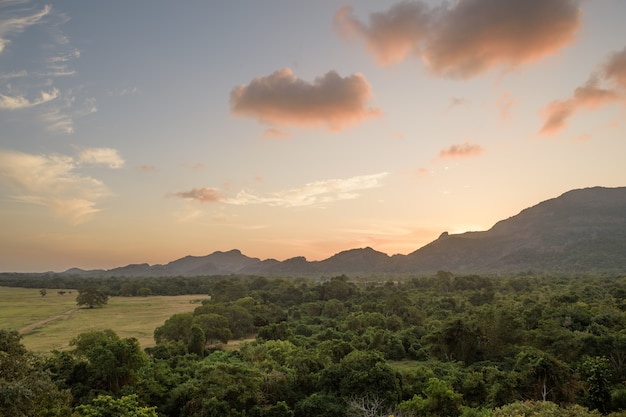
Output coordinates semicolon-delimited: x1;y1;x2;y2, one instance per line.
63;186;626;276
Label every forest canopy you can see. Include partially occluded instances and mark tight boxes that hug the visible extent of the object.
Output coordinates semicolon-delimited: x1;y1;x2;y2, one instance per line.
2;272;626;416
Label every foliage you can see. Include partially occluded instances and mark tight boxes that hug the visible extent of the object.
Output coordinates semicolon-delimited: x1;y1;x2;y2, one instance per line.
76;286;109;308
398;377;463;417
75;394;157;417
492;400;601;417
5;273;626;416
0;329;73;417
69;329;146;395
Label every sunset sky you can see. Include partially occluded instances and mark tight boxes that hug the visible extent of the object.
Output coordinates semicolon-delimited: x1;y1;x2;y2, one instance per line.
1;0;626;272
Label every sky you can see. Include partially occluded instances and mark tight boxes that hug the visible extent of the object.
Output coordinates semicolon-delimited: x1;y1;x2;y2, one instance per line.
1;0;626;272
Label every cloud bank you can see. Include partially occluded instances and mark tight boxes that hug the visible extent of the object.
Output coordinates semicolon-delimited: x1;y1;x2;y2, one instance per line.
540;47;626;136
173;172;388;208
334;0;581;78
0;148;122;224
230;68;381;131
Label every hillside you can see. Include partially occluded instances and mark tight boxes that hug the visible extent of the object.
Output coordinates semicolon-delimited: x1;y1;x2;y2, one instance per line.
61;186;626;276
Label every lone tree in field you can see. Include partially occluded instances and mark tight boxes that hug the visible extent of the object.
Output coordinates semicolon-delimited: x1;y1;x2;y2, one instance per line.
77;287;109;309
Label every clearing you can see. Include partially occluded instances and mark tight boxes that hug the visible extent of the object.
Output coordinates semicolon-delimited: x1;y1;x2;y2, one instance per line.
0;286;208;353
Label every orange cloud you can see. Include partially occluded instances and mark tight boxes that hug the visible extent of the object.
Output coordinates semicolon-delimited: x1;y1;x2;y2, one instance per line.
439;141;484;159
173;187;222;203
334;0;581;79
334;2;431;67
540;80;622;136
539;46;626;136
230;68;381;131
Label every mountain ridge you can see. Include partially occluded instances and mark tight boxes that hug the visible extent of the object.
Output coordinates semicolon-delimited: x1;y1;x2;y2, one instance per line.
61;186;626;276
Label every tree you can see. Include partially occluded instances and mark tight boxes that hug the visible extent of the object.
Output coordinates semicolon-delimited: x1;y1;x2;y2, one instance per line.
154;312;194;345
75;394;157;417
398;377;463;417
0;329;73;417
76;287;109;309
70;329;146;394
192;313;232;346
321;350;401;405
513;347;576;404
492;400;601;417
187;325;205;356
580;356;613;412
40;288;47;297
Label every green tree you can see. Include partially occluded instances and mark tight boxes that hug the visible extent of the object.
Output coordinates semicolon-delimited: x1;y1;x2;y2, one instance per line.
75;394;157;417
514;346;576;404
492;400;601;417
321;350;401;405
187;325;205;356
70;329;146;394
193;313;232;346
398;377;463;417
153;312;194;345
0;329;72;417
580;356;613;412
76;287;109;308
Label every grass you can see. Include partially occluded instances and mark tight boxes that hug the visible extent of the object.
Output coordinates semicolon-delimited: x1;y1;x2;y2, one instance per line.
0;286;208;353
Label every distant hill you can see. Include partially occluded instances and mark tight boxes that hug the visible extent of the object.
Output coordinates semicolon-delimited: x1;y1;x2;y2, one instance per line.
62;186;626;276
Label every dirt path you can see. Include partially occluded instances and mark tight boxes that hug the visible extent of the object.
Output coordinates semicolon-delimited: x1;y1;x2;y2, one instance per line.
19;308;80;334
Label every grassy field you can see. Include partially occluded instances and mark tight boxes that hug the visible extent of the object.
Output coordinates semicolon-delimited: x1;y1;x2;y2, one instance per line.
0;286;208;353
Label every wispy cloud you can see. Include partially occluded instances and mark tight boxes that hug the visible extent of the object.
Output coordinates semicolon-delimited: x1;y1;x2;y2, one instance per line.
0;88;59;109
230;68;381;131
439;141;484;159
44;49;80;77
77;147;124;169
334;0;580;79
171;172;389;208
0;148;122;224
172;187;222;203
497;91;517;120
0;2;90;134
262;128;292;139
539;46;626;136
0;3;51;54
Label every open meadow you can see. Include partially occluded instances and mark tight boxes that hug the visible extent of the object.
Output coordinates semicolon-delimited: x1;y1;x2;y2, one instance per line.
0;286;208;353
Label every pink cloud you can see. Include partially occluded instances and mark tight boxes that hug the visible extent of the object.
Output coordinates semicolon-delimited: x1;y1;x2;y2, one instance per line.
334;0;581;79
334;2;431;66
439;141;484;159
539;46;626;136
497;91;517;120
230;68;381;131
172;187;222;203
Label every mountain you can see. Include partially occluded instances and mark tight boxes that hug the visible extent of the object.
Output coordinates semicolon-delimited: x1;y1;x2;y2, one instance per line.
400;186;626;273
62;186;626;276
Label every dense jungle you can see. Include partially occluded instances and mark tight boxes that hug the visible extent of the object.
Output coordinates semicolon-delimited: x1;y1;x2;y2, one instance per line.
2;272;626;417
